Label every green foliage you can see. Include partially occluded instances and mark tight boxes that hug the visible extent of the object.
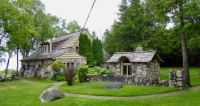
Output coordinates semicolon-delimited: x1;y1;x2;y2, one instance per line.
50;72;65;81
147;0;200;86
66;20;81;34
88;66;113;75
78;33;94;64
51;60;66;72
103;0;200;68
63;66;77;86
92;38;104;66
103;0;158;54
77;65;89;83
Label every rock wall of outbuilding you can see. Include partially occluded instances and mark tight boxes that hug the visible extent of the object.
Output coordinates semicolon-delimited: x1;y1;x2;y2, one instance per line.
108;59;160;79
107;58;161;85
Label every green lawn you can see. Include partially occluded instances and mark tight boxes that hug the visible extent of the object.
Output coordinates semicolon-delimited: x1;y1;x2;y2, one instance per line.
0;67;200;106
59;81;179;96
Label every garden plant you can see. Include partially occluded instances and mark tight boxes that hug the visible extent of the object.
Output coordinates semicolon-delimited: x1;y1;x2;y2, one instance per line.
63;66;76;86
77;65;89;83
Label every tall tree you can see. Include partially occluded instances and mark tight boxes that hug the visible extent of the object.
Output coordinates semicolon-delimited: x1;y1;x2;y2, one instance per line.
92;31;97;38
104;0;158;54
147;0;200;86
0;28;7;64
92;38;103;66
67;20;81;34
79;33;94;64
0;0;35;75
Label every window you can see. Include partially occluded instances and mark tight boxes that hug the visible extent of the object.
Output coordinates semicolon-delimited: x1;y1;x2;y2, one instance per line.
41;45;48;53
123;65;132;75
76;62;80;69
67;63;70;67
71;63;74;67
76;46;79;52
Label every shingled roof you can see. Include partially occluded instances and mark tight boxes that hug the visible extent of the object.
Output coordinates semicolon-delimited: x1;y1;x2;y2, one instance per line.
21;48;70;60
21;30;83;61
106;50;163;63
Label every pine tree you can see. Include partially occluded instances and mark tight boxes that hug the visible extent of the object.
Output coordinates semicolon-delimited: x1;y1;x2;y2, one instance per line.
92;38;104;66
78;33;94;64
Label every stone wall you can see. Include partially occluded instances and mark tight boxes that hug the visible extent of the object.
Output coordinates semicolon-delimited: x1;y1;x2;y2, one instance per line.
88;74;168;87
20;58;86;79
169;69;184;89
20;60;53;78
108;59;161;81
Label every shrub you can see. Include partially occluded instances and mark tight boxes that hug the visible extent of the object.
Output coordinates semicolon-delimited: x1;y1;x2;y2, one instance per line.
63;67;76;86
50;72;65;81
77;65;89;83
51;60;66;72
88;66;114;75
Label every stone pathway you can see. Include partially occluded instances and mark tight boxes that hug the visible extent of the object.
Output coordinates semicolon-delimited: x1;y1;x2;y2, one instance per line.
50;82;200;100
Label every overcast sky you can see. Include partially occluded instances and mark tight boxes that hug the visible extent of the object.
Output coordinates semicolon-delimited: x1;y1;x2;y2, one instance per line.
0;0;121;70
42;0;121;38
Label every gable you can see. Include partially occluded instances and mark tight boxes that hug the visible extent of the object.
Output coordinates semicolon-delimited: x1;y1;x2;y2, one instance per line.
56;48;86;59
61;30;94;49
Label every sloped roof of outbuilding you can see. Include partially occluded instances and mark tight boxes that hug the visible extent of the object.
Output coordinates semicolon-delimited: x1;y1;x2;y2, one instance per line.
106;50;163;63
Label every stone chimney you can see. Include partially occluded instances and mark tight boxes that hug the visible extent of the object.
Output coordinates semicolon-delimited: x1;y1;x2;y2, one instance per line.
136;46;143;51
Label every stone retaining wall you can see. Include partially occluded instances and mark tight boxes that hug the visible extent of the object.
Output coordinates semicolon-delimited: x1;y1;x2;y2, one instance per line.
88;74;169;87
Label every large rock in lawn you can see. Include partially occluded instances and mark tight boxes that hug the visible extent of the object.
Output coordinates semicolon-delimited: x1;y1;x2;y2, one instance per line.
102;82;122;89
39;89;65;102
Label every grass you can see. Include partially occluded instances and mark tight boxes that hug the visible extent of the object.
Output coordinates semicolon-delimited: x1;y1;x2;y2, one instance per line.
1;80;200;106
59;81;179;96
25;77;57;83
0;80;53;106
0;67;200;106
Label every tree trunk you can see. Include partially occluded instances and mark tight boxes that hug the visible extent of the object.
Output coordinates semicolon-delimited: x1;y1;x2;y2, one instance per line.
179;2;191;87
21;48;30;59
182;32;191;87
16;47;19;76
4;52;12;79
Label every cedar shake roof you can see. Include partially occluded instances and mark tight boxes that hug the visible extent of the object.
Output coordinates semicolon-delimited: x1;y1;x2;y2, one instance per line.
21;30;83;61
21;48;70;60
106;50;163;63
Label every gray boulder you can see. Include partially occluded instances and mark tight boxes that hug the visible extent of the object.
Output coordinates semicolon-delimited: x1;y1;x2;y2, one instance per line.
39;89;65;102
102;82;122;89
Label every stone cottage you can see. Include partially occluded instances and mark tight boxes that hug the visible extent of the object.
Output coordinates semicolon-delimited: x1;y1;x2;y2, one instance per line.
20;30;109;78
106;47;163;81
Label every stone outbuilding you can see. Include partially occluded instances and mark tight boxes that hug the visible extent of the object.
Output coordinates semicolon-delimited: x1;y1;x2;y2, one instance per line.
106;47;163;80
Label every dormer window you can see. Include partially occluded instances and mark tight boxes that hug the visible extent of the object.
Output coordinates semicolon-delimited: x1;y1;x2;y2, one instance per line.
40;42;50;53
41;45;48;53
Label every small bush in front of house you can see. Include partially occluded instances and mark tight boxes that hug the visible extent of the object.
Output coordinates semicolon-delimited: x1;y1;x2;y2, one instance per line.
51;60;66;72
77;65;89;83
51;72;65;81
63;66;76;86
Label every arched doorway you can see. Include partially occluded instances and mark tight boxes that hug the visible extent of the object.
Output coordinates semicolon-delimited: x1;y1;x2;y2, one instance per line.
120;57;132;75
